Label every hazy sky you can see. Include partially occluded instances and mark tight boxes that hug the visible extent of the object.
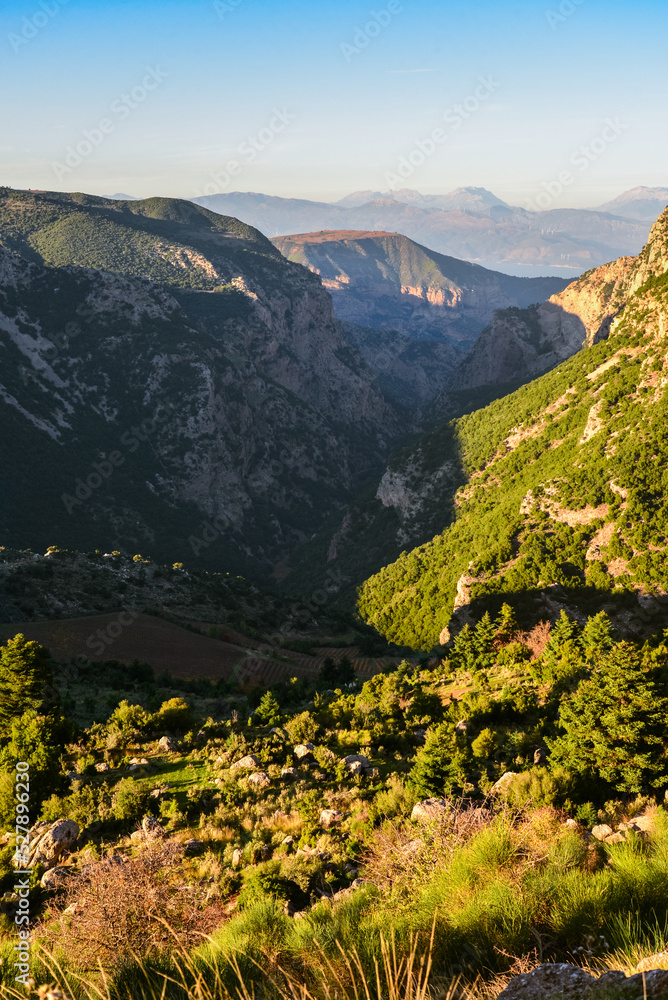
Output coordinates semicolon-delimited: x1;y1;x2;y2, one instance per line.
1;0;666;206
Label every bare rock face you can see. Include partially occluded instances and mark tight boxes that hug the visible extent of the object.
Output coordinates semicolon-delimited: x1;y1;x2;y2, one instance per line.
21;819;79;870
158;736;178;752
410;798;452;824
294;743;315;761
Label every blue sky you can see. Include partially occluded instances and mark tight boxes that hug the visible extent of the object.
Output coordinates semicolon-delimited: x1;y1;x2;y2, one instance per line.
1;0;666;205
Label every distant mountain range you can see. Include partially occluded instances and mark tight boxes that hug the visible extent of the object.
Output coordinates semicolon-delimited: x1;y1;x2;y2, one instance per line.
192;185;667;278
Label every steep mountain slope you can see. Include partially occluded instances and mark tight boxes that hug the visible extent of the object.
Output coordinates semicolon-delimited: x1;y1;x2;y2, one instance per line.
347;208;668;648
271;230;567;347
0;188;401;577
597;186;668;222
193;190;650;277
451;254;636;390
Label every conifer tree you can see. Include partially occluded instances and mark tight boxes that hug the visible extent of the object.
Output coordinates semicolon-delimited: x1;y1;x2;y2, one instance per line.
548;642;668;792
0;634;53;736
579;611;614;657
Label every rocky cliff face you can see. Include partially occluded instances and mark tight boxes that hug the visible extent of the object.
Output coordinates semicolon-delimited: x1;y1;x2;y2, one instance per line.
0;190;401;579
450;241;646;391
272;230;568;348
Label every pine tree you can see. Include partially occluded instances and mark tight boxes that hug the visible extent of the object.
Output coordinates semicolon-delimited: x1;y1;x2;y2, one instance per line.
548;642;668;792
579;611;614;657
409;723;463;798
495;603;518;643
254;690;282;727
0;634;53;736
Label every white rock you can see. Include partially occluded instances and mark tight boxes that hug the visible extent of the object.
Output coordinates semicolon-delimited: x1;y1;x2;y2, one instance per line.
411;798;452;824
247;771;271;788
231;754;261;771
319;808;344;828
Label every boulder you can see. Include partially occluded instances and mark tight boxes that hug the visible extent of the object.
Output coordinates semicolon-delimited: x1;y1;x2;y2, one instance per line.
341;754;372;771
605;831;626;844
294;743;315;760
142;816;167;838
183;839;205;856
533;747;548;765
231;754;261;771
347;761;364;777
497;964;596;998
40;866;73;890
281;767;299;782
411;798;452;824
95;762;110;772
497;963;668;999
490;771;517;796
23;818;79;870
319;809;344;829
591;823;613;841
247;771;271;788
231;848;243;868
158;736;178;752
455;720;468;734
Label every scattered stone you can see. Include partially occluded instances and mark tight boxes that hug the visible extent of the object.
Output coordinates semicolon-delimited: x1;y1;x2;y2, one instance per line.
319;808;344;828
231;848;243;868
347;761;364;777
183;839;204;856
247;771;271;788
294;743;315;760
564;818;581;830
282;836;294;849
533;747;548;765
490;771;518;796
455;719;468;734
231;754;261;771
95;762;110;772
281;767;299;781
591;823;614;841
129;757;149;766
259;844;272;860
158;736;178;752
605;831;626;844
411;798;452;824
142;816;167;838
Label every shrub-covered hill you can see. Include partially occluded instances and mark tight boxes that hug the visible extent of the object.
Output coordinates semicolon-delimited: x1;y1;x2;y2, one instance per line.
357;207;668;649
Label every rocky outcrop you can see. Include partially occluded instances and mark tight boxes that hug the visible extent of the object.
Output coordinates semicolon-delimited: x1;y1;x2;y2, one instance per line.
498;963;668;999
18;819;79;870
411;798;452;823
